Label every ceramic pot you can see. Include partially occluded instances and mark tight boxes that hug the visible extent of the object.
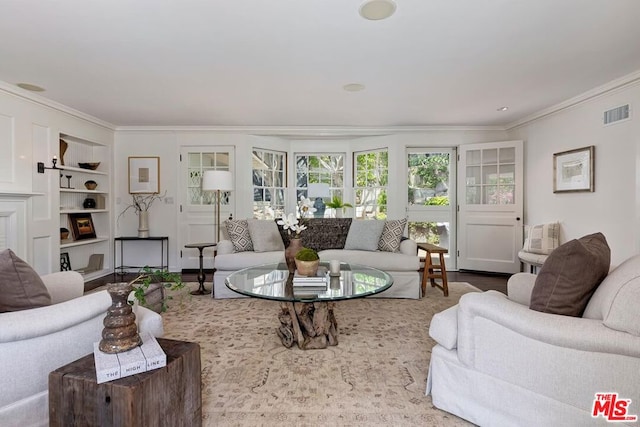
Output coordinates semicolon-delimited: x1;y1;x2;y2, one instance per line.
83;198;96;209
138;211;149;238
285;237;303;272
294;258;320;276
99;282;141;354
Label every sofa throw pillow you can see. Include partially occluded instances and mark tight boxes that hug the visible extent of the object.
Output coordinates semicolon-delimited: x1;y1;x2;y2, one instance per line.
522;222;560;255
530;232;610;317
0;249;51;313
378;219;407;252
344;220;386;251
225;219;254;252
248;219;285;252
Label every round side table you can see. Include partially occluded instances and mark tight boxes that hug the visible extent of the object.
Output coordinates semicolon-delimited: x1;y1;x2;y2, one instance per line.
184;243;216;295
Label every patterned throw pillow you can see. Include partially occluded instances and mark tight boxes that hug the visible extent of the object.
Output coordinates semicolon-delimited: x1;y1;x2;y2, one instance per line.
523;222;560;255
225;219;253;252
378;219;407;252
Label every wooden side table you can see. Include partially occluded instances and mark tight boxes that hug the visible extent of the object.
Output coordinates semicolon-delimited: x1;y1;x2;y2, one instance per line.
417;242;449;297
184;243;216;295
49;338;201;427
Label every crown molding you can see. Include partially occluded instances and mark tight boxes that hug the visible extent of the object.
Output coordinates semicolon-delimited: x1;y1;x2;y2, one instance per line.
0;81;116;131
506;69;640;130
115;124;506;137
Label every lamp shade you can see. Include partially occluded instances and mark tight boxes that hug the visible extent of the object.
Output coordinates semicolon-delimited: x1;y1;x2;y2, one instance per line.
202;170;233;192
308;183;330;198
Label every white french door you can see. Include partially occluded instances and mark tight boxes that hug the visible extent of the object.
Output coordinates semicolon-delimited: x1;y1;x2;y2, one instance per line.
457;140;523;273
178;146;234;270
406;148;457;270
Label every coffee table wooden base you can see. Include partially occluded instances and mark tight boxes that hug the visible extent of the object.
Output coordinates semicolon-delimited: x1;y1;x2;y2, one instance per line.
277;301;338;350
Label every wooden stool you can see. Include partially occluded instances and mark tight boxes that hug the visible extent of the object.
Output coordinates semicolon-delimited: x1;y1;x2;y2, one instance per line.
417;242;449;297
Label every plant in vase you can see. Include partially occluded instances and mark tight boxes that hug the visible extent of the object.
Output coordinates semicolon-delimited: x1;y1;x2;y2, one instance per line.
294;247;320;276
117;192;166;238
325;196;353;218
99;266;184;354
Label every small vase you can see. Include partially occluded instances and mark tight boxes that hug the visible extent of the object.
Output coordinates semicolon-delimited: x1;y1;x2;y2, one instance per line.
285;237;303;272
99;283;141;354
138;211;149;238
295;258;320;276
335;209;343;218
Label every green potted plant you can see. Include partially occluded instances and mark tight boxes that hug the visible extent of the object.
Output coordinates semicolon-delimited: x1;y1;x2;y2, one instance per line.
325;196;353;218
294;247;320;276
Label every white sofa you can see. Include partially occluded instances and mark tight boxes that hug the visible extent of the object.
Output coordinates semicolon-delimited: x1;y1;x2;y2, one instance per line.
213;219;421;299
426;254;640;426
0;271;164;427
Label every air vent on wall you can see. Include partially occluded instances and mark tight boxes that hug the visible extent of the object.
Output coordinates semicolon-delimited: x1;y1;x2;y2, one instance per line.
603;104;630;125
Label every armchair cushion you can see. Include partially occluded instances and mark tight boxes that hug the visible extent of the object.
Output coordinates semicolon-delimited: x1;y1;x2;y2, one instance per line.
225;219;254;252
378;218;407;252
0;249;51;313
248;219;284;252
344;220;385;251
530;232;610;317
522;222;560;255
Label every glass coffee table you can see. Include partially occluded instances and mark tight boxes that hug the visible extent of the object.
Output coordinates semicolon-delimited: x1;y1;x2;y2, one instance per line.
225;262;393;350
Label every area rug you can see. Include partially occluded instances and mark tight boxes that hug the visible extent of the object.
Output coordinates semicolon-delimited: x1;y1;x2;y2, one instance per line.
161;282;479;427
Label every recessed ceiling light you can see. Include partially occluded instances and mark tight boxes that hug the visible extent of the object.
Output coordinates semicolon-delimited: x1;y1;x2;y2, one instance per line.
343;83;365;92
359;0;396;20
16;83;45;92
497;106;509;111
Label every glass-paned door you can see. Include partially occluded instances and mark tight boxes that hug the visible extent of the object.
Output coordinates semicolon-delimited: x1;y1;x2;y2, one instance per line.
406;148;457;270
179;146;234;269
458;140;523;273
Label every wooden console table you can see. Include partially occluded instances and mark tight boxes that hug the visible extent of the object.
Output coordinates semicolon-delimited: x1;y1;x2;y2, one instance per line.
417;242;449;297
49;338;201;426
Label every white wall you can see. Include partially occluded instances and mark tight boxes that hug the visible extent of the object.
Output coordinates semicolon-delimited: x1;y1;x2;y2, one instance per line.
508;82;640;266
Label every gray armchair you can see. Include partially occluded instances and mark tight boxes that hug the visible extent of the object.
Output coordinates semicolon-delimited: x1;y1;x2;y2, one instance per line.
426;255;640;426
0;271;163;427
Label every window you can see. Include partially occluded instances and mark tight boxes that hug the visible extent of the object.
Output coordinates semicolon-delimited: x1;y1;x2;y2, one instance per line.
465;147;515;205
295;154;345;218
187;151;230;206
354;149;388;219
252;149;286;219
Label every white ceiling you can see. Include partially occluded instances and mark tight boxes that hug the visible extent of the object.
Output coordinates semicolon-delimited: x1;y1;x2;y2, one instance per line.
1;0;640;128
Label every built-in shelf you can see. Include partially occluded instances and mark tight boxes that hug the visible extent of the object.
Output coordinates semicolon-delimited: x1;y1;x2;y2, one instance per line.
58;165;108;176
60;237;109;249
60;188;108;194
60;208;108;214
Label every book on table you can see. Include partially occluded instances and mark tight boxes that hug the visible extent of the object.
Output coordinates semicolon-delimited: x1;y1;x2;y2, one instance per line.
293;266;328;287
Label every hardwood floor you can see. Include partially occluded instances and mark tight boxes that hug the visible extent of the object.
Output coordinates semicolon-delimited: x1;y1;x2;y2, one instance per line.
86;269;510;294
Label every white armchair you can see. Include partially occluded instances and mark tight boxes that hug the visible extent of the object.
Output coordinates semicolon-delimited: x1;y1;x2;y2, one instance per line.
426;255;640;426
0;271;164;427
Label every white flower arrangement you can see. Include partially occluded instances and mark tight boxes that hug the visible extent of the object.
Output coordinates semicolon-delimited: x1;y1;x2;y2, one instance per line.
277;213;307;238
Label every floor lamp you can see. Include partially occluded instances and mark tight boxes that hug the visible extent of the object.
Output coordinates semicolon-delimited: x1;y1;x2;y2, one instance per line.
202;170;234;243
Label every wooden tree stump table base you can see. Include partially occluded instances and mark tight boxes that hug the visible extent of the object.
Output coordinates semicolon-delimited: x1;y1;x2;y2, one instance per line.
49;338;201;427
277;301;338;350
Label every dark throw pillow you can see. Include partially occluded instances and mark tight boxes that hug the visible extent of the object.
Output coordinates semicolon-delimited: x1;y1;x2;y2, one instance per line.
530;232;610;317
0;248;52;312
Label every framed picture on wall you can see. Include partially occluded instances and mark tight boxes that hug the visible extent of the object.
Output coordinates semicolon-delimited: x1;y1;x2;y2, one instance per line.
553;146;594;193
129;156;160;194
69;213;97;240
